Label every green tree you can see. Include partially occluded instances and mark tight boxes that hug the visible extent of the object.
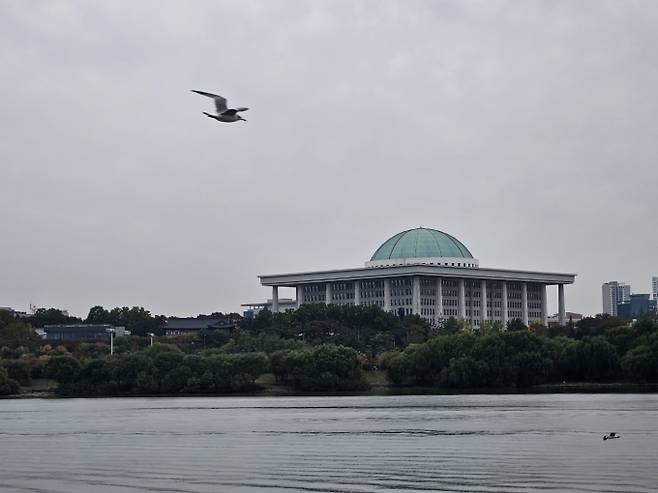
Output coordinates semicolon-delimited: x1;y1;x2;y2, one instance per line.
110;353;155;390
143;343;182;358
1;360;31;386
576;314;626;338
160;366;192;393
512;351;553;387
439;317;462;334
228;352;268;386
107;306;165;337
382;352;409;385
113;336;131;355
85;306;111;324
0;322;40;348
45;356;81;384
0;309;15;330
444;356;489;388
28;308;81;328
549;336;580;381
621;341;658;382
79;359;111;386
135;371;158;393
604;325;638;356
576;337;620;381
276;345;366;391
183;355;207;378
0;367;19;395
507;319;527;332
202;354;232;391
269;350;292;383
153;352;185;375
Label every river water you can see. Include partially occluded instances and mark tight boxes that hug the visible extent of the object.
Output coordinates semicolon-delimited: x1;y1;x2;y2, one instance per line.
1;394;657;492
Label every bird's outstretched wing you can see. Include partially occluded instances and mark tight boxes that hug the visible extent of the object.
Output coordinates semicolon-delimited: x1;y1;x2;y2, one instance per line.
221;107;249;116
191;90;228;113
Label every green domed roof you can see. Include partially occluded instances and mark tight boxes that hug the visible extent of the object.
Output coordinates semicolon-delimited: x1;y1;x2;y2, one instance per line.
371;228;473;261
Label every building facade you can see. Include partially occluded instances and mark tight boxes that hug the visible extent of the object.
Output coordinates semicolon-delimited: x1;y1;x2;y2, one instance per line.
547;312;583;328
42;324;128;341
258;228;576;327
161;317;240;337
0;307;29;318
602;281;631;316
652;276;658;301
617;294;657;319
241;298;298;318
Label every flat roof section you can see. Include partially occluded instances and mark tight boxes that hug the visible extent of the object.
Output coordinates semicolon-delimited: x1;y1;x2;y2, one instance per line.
259;264;576;287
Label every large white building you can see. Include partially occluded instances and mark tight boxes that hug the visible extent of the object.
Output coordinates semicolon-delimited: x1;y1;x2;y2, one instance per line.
258;227;576;327
601;281;631;316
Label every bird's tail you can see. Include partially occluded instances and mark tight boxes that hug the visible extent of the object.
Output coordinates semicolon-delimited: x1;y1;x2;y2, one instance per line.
203;112;213;118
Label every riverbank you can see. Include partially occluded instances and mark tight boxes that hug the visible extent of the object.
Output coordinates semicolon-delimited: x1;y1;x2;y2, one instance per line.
5;372;658;399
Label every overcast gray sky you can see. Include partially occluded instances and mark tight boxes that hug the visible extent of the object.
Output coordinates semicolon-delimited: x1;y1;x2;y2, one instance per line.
1;0;657;318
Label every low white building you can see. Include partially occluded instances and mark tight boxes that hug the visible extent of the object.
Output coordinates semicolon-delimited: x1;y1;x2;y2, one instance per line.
241;298;298;318
547;312;583;328
258;227;576;327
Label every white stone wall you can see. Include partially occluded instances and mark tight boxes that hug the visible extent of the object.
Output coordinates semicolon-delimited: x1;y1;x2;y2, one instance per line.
295;276;548;328
302;283;326;304
390;277;413;315
359;279;385;308
329;281;355;306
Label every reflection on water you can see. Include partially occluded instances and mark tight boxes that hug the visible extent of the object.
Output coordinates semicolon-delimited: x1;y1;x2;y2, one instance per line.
1;394;657;492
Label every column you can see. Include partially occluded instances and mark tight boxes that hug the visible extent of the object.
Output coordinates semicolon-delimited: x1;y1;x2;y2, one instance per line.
434;277;443;325
412;277;421;315
384;278;391;312
502;281;508;327
353;281;361;306
541;284;548;326
458;279;466;320
521;282;529;326
325;283;331;306
271;286;279;313
558;284;566;325
296;285;304;309
481;280;488;324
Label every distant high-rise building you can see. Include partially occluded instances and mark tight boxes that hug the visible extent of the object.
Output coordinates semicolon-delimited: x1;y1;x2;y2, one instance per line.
652;276;658;301
602;281;631;316
617;294;657;320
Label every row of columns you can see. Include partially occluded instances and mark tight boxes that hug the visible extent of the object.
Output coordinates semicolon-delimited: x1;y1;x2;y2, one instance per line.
275;279;567;326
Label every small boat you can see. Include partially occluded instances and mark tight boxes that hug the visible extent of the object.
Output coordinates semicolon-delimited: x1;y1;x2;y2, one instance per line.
603;432;620;441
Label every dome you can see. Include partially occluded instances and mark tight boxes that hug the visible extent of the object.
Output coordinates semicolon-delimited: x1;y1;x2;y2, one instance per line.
366;227;478;268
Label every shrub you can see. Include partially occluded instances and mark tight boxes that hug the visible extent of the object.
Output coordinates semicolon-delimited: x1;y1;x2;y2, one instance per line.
1;360;31;386
44;356;81;384
0;367;19;395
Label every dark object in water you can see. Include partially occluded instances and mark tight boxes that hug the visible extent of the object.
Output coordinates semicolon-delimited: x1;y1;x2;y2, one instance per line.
603;432;620;441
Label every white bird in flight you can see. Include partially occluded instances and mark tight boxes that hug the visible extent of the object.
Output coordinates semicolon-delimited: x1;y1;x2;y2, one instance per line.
191;90;248;123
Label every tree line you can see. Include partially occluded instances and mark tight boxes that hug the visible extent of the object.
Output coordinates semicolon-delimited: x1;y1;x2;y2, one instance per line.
37;342;365;396
241;303;432;355
2;304;658;396
381;316;658;388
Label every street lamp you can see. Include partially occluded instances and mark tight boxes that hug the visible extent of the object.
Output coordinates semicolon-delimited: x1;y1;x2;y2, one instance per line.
108;328;115;355
148;332;155;347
